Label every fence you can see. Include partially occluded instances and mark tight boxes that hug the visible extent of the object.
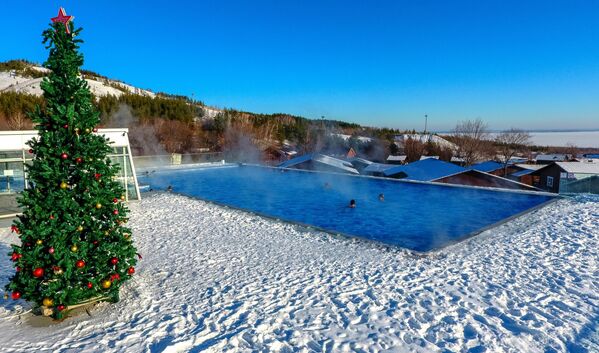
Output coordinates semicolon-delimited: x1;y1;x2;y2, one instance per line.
133;152;225;169
559;173;599;194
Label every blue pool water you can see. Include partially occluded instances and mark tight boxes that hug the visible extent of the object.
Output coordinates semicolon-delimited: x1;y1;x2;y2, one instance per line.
138;165;555;252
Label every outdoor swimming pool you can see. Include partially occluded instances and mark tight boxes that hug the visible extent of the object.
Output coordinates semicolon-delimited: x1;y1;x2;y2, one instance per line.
138;165;556;252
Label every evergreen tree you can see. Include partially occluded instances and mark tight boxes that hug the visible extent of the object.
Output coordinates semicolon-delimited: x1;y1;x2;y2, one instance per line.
5;8;137;320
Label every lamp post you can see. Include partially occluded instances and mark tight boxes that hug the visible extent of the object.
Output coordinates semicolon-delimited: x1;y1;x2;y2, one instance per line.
424;114;428;134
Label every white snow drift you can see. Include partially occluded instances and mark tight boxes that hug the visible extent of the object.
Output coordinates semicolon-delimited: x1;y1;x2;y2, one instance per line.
0;193;597;352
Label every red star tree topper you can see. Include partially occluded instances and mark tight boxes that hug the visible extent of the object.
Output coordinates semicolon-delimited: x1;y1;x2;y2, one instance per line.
51;7;74;34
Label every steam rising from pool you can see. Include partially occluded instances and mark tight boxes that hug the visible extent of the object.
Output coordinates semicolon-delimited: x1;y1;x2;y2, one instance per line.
138;166;555;252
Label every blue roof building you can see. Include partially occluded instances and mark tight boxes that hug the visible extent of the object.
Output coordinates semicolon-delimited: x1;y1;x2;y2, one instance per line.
277;153;360;174
383;158;467;181
362;163;396;176
470;161;504;173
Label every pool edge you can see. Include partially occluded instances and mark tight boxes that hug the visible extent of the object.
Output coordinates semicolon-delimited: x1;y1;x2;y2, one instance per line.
149;190;560;256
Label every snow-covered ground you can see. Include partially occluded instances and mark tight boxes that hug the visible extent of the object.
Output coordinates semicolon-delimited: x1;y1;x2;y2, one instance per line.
0;193;597;353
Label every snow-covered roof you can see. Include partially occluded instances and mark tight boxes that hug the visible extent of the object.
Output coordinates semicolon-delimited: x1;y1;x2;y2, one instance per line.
348;157;373;166
554;162;599;174
0;128;132;151
420;156;439;160
386;155;406;162
363;163;396;174
509;156;529;163
536;154;568;162
383;158;467;181
510;169;536;177
515;164;543;171
471;161;504;173
331;133;372;143
277;153;359;174
451;157;465;163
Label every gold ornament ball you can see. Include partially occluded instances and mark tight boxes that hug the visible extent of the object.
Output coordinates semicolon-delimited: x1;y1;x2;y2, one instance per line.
104;231;110;236
42;297;54;307
95;203;102;209
36;239;43;245
120;195;126;201
101;280;112;289
77;225;84;232
71;245;78;252
60;182;68;189
85;128;91;133
3;293;8;300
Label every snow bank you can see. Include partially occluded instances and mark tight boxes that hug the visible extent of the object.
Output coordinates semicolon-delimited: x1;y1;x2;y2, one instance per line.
0;193;597;352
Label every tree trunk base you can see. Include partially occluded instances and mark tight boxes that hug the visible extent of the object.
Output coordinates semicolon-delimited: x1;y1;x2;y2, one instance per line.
40;296;110;319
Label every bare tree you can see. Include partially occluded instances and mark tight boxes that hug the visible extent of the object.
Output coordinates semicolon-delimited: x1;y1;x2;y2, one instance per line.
563;143;579;160
495;128;531;176
404;137;425;162
451;118;490;166
7;112;32;130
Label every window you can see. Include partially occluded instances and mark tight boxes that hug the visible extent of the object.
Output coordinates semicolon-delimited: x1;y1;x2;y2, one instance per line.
546;176;554;187
0;130;140;218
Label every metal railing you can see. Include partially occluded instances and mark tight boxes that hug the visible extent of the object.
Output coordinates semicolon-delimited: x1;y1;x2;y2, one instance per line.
132;152;225;169
559;173;599;194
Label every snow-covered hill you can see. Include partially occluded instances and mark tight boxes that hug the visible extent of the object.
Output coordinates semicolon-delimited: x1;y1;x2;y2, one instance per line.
0;66;156;98
0;62;225;119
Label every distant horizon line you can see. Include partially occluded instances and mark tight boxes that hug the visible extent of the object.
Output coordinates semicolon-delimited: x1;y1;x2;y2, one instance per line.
431;128;599;134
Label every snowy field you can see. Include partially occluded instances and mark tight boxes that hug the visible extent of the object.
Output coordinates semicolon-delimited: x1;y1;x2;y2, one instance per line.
0;193;597;353
528;131;599;148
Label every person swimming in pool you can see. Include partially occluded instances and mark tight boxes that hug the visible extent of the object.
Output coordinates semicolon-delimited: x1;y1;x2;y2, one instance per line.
378;193;384;201
166;185;173;192
349;199;356;208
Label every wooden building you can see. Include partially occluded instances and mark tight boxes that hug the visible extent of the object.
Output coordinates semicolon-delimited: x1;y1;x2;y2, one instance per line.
530;161;599;193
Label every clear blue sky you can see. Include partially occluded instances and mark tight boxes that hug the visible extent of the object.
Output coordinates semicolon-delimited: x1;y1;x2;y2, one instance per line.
2;1;599;131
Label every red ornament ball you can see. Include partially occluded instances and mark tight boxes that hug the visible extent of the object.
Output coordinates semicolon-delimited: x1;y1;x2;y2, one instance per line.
113;210;119;215
87;282;93;289
28;149;33;154
93;128;98;132
75;157;83;163
11;291;21;300
11;252;19;261
57;304;65;311
16;266;21;272
127;267;135;275
110;273;120;281
60;153;68;160
48;247;55;254
32;267;44;278
94;173;102;180
63;124;69;129
113;198;118;204
50;215;55;220
110;257;119;265
75;260;85;269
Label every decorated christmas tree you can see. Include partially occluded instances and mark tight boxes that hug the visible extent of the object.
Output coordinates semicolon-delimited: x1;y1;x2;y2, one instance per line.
5;8;138;320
